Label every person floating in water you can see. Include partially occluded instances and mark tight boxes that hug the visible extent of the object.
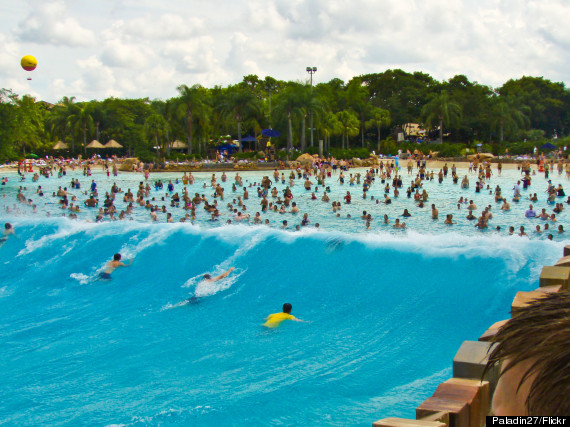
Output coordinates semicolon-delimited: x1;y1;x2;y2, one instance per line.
263;303;306;328
99;253;132;279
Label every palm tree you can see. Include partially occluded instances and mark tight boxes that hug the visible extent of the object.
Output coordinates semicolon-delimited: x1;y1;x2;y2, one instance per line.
14;95;44;156
144;113;169;155
492;95;530;142
318;111;341;153
344;79;370;147
366;107;391;152
335;110;359;149
176;84;207;155
219;87;261;152
273;84;303;152
152;99;179;156
421;90;462;143
68;103;94;155
49;96;78;155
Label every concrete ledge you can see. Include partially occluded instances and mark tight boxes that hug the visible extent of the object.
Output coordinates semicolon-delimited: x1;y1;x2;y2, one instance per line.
478;319;508;342
511;290;548;315
433;379;490;427
417;397;469;427
534;285;562;294
452;341;499;391
373;417;446;427
554;256;570;267
539;266;570;290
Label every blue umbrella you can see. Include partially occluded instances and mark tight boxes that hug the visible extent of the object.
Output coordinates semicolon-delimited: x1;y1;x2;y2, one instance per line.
541;142;556;149
241;136;257;142
262;129;281;137
217;144;238;155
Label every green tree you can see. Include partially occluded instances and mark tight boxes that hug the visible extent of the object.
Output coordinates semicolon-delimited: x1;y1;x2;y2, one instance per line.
421;90;462;143
344;78;370;147
366;107;391;152
498;76;570;137
318;111;341;153
68;103;94;155
177;84;207;155
492;95;530;142
48;96;78;154
144;113;169;155
273;83;304;152
12;95;45;155
219;86;262;152
335;110;359;149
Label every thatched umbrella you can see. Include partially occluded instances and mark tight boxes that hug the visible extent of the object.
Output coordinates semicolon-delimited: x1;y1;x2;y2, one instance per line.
53;141;69;150
86;140;105;149
171;140;188;149
104;139;123;148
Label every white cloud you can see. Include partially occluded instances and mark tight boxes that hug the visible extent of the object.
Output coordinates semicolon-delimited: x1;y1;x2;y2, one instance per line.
1;0;569;102
162;37;219;74
15;0;96;47
74;55;117;96
121;14;205;40
100;38;155;69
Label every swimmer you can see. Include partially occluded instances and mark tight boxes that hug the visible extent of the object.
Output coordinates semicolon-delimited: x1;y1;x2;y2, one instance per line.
263;303;307;328
203;267;235;282
99;253;132;279
0;222;14;244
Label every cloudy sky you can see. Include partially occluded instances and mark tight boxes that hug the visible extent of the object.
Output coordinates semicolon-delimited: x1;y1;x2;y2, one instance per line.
1;0;569;103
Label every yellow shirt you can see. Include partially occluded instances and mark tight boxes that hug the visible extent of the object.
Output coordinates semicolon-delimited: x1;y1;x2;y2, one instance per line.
263;312;295;328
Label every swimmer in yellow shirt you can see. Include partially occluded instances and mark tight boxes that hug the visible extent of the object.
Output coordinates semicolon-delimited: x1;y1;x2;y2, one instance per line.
263;303;307;328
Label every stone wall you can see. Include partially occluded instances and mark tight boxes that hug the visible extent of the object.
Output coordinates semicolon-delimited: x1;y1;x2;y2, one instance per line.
372;247;570;427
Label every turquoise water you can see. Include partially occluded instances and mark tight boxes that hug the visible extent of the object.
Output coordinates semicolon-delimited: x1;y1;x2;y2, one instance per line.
2;167;568;237
0;167;567;425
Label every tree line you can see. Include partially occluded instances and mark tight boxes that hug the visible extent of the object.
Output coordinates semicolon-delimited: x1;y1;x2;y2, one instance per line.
1;69;569;161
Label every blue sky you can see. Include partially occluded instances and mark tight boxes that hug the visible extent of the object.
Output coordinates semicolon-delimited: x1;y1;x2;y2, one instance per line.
1;0;569;102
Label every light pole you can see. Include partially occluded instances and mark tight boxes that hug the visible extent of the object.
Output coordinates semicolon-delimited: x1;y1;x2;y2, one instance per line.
306;66;317;148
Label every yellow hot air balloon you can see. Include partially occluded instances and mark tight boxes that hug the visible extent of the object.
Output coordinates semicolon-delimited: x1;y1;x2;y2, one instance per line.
21;55;37;72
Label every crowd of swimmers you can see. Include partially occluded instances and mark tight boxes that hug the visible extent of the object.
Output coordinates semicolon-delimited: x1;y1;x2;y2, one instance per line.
2;156;569;239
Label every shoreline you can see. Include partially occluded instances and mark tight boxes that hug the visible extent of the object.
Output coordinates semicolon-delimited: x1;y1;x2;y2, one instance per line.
0;158;533;175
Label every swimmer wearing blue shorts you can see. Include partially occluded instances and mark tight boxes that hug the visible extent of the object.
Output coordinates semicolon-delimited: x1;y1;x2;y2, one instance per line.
99;253;132;279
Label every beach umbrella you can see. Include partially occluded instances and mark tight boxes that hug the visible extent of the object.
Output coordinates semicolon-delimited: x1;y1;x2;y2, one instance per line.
86;140;105;149
541;142;556;150
171;140;188;149
52;141;69;150
104;139;123;148
217;143;239;155
27;153;39;158
262;129;281;137
241;136;257;142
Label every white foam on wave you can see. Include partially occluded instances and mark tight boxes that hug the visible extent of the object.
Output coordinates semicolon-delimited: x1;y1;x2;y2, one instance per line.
193;269;245;298
181;268;246;299
14;217;562;285
117;225;180;260
17;219;99;256
124;406;213;426
70;272;92;285
171;223;562;282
